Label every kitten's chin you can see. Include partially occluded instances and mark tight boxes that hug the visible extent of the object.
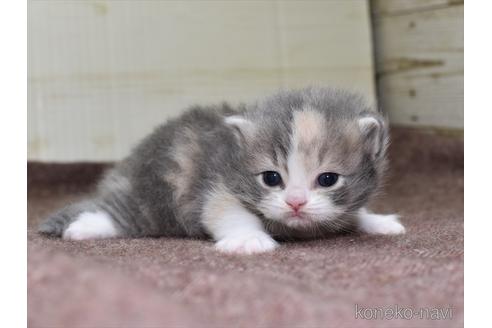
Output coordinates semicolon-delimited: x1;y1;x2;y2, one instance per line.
282;213;341;229
283;215;317;229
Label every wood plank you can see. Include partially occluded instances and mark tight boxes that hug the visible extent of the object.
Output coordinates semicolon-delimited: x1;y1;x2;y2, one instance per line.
372;0;463;16
373;4;463;128
379;73;463;129
373;5;463;76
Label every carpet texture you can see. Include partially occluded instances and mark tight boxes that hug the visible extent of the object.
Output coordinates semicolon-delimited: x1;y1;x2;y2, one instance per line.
27;127;464;328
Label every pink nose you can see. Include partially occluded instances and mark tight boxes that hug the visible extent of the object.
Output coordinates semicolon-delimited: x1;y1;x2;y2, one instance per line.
286;198;307;211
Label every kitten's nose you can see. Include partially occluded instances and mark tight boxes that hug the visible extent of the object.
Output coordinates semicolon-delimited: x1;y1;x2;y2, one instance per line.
285;197;307;211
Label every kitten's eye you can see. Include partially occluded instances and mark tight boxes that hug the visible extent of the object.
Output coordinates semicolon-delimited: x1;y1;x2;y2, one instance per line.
262;171;282;187
317;172;339;187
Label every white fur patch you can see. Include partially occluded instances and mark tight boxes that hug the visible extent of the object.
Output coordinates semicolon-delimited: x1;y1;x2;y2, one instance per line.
215;231;278;255
224;115;251;127
202;186;278;254
63;211;120;240
286;143;309;188
357;208;406;235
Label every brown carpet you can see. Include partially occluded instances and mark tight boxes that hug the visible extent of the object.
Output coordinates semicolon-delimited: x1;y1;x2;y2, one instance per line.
27;127;464;328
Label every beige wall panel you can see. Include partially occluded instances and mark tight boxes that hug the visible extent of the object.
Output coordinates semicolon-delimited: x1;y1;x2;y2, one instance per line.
28;0;375;161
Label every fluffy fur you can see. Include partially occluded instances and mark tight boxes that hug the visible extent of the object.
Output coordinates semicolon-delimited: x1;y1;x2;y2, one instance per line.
39;87;405;254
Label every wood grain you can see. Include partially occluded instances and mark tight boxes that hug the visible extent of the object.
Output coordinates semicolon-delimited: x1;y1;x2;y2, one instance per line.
372;0;463;16
372;2;463;128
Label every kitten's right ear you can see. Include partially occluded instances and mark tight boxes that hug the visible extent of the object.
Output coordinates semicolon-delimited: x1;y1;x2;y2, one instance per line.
224;115;255;141
357;114;388;160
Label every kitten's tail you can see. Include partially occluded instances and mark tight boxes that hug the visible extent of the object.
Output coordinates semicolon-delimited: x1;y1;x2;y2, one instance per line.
38;167;146;238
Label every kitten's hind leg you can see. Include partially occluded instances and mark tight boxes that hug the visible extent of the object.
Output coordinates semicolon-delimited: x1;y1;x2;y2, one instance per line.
38;199;122;240
356;207;406;235
62;210;120;240
202;188;278;254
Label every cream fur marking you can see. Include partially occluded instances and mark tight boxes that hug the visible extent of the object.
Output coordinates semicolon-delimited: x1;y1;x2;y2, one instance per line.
164;128;200;201
357;208;405;235
288;109;326;186
63;211;120;240
202;186;278;254
292;109;326;145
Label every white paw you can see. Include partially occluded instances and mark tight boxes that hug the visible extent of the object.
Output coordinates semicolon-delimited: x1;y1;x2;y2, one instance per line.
63;211;120;240
358;210;406;235
215;232;278;255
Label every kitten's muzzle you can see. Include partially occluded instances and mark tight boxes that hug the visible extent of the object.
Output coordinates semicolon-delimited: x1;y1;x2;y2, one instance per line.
285;190;307;214
285;199;307;213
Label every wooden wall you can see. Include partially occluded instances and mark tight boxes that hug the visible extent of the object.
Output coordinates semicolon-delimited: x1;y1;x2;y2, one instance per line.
28;0;376;161
371;0;463;130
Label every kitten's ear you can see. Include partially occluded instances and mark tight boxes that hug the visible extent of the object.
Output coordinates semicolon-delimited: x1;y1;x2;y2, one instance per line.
224;115;255;141
358;114;387;159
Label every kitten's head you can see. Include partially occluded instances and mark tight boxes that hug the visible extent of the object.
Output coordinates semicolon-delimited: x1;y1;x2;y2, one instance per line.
226;87;388;229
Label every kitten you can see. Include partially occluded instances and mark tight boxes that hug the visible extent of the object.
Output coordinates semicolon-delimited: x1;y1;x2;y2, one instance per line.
39;87;405;254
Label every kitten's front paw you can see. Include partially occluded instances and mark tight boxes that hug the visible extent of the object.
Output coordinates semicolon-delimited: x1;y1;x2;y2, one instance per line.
358;212;406;235
215;232;278;255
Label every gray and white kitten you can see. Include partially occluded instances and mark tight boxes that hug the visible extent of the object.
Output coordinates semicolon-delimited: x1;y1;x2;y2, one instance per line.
39;87;405;254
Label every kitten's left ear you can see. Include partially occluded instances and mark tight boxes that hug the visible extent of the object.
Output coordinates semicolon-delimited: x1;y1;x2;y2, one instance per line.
358;114;388;160
224;115;255;141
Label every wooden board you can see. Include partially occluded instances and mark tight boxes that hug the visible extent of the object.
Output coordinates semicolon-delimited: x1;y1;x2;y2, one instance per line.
28;0;376;161
372;3;463;129
378;73;463;128
372;0;463;16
